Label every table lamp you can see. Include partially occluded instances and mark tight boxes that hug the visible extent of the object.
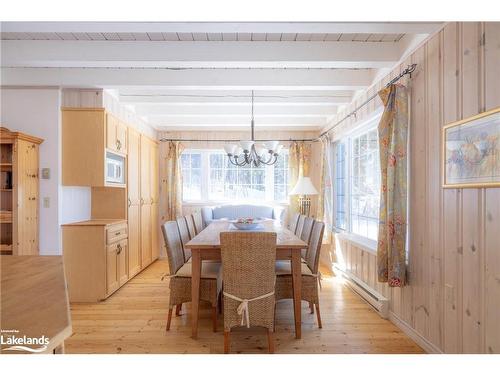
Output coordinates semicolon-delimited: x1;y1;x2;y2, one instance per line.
289;176;318;216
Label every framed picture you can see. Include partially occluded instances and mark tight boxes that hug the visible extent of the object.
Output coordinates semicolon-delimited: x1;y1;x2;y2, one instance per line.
443;107;500;188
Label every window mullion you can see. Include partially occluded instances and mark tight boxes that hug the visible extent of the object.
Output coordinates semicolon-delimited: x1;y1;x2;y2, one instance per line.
202;151;209;201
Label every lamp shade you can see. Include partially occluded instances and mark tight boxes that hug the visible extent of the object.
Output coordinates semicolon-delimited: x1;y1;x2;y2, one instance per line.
289;177;319;196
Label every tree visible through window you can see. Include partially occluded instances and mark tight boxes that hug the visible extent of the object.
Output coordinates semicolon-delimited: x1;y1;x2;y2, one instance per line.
181;150;289;203
333;125;381;242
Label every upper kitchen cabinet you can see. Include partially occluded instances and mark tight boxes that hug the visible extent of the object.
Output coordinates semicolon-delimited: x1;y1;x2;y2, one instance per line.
62;108;126;188
106;114;127;154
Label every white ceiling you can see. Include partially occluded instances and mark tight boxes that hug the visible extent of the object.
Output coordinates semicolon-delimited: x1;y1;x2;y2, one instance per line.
0;22;443;131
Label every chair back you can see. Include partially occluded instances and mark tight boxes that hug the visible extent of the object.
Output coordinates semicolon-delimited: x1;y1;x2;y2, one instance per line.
305;220;325;274
300;216;314;258
185;215;197;238
220;231;277;330
192;211;205;234
161;221;186;275
295;214;306;236
288;212;300;233
176;217;192;261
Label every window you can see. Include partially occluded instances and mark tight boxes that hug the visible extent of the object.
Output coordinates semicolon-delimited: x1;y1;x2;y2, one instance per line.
181;149;289;203
333;121;381;243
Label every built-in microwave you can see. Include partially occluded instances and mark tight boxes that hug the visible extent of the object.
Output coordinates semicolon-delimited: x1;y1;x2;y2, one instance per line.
106;151;125;185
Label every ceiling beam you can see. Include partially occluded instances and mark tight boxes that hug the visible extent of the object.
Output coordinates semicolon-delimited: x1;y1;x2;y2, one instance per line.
147;116;326;127
1;22;444;35
2;40;401;69
1;67;373;90
134;104;337;116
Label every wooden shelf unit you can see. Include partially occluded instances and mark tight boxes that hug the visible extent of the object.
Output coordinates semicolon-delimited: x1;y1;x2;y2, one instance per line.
0;127;43;255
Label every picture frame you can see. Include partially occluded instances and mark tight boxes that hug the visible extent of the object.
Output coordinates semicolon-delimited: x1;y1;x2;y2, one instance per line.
442;107;500;188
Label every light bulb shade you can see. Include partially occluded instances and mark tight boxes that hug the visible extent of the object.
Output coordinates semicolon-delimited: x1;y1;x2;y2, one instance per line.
235;146;243;155
289;177;319;196
224;144;237;155
255;145;267;157
263;140;279;151
240;141;254;152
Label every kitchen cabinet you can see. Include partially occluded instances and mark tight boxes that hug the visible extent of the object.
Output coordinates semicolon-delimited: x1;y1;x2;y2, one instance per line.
62;220;129;302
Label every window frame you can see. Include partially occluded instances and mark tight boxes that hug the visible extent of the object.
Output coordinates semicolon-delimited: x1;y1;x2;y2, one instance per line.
180;148;290;205
332;112;383;252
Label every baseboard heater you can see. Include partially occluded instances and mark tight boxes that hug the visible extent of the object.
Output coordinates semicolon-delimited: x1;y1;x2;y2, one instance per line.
334;265;389;319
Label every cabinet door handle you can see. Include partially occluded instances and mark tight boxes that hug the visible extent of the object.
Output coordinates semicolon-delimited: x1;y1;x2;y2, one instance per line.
140;198;144;205
117;244;122;254
128;198;132;207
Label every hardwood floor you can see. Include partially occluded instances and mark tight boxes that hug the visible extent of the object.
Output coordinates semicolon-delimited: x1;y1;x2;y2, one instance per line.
65;260;424;354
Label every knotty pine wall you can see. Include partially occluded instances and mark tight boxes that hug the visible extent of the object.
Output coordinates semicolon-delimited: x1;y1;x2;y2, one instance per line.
331;22;500;354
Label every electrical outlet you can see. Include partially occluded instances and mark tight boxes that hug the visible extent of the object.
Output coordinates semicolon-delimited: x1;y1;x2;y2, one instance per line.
43;197;50;208
41;168;50;179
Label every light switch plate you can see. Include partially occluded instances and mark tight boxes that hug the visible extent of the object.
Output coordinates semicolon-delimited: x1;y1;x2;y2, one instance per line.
43;197;50;208
41;168;50;179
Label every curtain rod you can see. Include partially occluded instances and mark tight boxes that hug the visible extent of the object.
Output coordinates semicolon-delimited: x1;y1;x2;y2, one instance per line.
159;63;417;144
159;137;318;143
318;63;417;139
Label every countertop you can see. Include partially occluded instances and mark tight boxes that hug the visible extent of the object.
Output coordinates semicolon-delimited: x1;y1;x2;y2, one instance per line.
61;219;127;227
0;256;72;353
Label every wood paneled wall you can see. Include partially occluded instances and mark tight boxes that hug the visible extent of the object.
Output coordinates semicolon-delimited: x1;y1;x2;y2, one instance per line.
331;22;500;354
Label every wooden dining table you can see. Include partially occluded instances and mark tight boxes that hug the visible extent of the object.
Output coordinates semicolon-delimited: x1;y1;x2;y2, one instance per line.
185;219;307;339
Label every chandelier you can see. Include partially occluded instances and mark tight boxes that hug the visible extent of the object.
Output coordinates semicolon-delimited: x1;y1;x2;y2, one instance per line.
223;91;282;167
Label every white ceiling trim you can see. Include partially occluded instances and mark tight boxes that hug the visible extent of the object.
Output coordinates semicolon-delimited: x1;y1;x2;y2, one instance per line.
1;22;444;35
0;67;374;90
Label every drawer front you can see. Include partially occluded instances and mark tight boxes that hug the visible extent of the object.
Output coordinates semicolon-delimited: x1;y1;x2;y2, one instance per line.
106;223;128;244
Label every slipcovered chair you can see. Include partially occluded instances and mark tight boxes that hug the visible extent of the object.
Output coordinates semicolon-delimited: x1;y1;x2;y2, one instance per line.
161;221;222;332
299;216;314;259
220;232;277;354
176;217;192;261
275;220;325;329
295;214;306;237
192;211;205;234
288;212;300;234
185;215;197;239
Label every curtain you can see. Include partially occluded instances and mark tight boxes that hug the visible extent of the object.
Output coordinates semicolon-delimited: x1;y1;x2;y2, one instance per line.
288;141;311;216
164;141;184;221
319;135;334;230
377;84;409;287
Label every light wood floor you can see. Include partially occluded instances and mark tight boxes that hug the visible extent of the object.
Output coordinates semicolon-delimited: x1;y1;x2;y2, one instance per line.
65;260;424;354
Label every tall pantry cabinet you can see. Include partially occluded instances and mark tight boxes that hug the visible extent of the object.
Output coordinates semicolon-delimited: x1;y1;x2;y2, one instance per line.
127;129;159;273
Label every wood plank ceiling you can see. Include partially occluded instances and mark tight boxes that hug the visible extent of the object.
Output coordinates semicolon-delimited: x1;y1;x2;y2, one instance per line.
0;22;443;131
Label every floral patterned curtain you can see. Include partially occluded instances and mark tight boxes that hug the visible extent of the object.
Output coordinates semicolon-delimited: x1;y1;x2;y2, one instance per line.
288;141;311;218
377;84;409;287
164;141;184;221
319;135;334;230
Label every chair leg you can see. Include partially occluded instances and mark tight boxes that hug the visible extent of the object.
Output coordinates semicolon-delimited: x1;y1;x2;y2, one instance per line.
224;330;230;354
309;302;314;314
175;304;182;316
267;328;275;354
166;308;173;331
212;306;217;332
315;302;322;329
273;303;277;332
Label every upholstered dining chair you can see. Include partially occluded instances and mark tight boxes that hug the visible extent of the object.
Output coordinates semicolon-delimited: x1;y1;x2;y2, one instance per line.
192;211;205;234
300;216;314;259
288;212;300;234
295;214;306;237
161;221;222;332
185;214;197;239
220;232;277;354
275;220;325;329
176;217;192;261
